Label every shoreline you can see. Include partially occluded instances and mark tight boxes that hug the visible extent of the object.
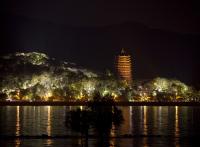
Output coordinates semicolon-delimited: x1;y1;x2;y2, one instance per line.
0;134;199;139
0;101;200;106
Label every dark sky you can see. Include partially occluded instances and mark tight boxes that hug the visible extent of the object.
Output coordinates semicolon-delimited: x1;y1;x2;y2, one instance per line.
2;0;200;32
1;0;200;87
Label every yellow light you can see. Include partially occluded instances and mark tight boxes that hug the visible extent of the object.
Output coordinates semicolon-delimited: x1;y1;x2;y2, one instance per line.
102;90;109;96
77;91;84;100
43;92;52;101
111;92;118;99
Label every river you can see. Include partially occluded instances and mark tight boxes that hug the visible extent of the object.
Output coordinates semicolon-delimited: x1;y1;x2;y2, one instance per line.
0;106;200;147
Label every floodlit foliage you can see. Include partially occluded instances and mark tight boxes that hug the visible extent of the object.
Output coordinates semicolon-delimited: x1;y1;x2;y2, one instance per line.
0;52;123;101
0;52;199;102
130;77;197;102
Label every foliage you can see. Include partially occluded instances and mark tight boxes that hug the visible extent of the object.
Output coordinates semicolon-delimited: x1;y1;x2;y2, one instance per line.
0;52;199;102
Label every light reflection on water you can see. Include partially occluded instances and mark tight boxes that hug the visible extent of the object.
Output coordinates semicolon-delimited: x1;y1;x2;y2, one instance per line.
143;106;148;147
175;106;180;137
46;106;53;146
143;106;147;136
16;106;20;136
15;106;21;147
0;106;199;147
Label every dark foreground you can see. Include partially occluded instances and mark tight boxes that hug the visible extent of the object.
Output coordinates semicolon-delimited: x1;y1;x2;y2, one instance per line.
0;137;199;147
0;101;200;106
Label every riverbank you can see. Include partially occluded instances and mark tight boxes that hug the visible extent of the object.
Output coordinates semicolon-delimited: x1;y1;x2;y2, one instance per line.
0;101;200;106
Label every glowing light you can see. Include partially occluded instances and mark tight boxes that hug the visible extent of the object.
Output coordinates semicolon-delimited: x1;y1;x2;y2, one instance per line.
47;106;51;136
15;139;21;147
83;81;96;94
143;106;147;135
80;106;83;110
102;90;109;96
16;106;20;136
16;52;49;65
175;106;179;137
152;91;157;96
43;92;53;101
111;92;118;99
0;51;198;102
116;48;132;85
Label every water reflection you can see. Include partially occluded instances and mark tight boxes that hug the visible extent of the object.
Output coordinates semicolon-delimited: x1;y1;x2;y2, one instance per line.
66;101;124;147
143;106;148;136
16;106;20;136
15;139;21;147
80;106;83;111
143;106;148;147
157;106;162;134
122;106;132;134
15;106;21;147
47;106;51;136
175;106;180;147
46;106;53;146
175;106;180;137
0;106;199;147
129;106;133;133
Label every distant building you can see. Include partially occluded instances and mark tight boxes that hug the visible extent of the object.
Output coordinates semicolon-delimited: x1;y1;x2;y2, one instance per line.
116;48;133;85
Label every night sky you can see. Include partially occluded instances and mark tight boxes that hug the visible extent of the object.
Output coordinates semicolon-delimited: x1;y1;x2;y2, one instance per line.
1;0;200;87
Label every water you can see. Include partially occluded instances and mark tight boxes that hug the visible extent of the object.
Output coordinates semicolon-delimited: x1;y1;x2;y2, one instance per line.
0;106;200;146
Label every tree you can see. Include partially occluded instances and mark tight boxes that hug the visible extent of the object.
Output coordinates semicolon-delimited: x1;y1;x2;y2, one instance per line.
0;93;8;101
66;94;124;147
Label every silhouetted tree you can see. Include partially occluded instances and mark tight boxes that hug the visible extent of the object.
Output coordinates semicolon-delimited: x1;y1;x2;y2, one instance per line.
0;93;7;101
66;93;124;147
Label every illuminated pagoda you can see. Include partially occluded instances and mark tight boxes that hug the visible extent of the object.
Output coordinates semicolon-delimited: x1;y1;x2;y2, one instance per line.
116;48;133;85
